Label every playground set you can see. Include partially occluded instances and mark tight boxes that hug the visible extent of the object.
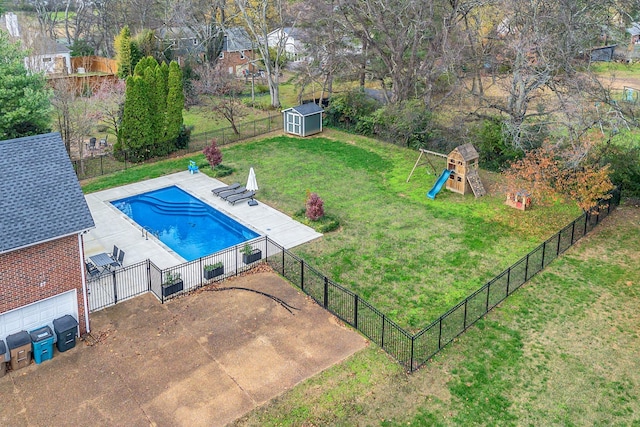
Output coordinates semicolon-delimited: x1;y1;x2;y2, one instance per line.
407;144;486;200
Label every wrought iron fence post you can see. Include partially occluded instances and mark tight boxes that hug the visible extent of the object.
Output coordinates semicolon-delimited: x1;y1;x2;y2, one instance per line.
381;314;385;348
556;231;561;255
524;254;529;282
541;241;546;269
583;212;588;236
486;282;491;312
354;294;359;329
506;267;511;295
160;271;165;303
300;260;304;291
463;298;468;329
410;336;415;373
282;249;285;276
570;220;576;244
147;259;151;291
323;277;328;308
438;318;443;349
112;270;118;304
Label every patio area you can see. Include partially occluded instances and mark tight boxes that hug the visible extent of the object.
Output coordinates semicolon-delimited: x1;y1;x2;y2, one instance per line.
83;172;323;269
0;272;367;426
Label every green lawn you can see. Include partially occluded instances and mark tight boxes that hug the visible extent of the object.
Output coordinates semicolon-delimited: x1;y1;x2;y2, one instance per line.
212;131;580;329
232;205;640;426
83;130;580;329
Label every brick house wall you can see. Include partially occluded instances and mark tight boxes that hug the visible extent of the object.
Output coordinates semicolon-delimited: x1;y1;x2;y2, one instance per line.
0;235;87;334
220;50;255;76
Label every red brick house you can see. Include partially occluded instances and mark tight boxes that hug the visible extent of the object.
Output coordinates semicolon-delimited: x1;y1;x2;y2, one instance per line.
219;27;256;77
0;133;95;342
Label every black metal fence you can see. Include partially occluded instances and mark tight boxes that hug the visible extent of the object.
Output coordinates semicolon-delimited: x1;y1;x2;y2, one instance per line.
264;188;621;371
73;114;282;180
87;188;621;372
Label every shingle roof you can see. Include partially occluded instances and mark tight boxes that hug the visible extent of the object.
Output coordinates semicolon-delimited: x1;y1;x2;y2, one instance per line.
284;103;324;116
454;143;479;161
223;27;253;52
0;133;95;254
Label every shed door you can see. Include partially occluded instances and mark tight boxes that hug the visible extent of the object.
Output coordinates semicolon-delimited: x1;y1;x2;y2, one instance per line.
0;290;78;343
286;113;302;135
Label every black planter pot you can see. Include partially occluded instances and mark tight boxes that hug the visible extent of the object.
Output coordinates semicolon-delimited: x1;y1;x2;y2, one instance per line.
204;266;224;280
242;249;262;264
162;279;184;297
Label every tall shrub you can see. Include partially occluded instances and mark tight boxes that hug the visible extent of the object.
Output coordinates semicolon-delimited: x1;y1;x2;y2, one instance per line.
165;61;184;147
117;76;152;161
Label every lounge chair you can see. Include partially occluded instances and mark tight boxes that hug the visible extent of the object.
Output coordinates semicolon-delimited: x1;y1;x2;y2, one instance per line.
227;190;256;205
218;186;247;200
211;182;241;196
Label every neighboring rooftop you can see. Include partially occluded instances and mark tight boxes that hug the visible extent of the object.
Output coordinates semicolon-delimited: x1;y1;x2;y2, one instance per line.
0;132;95;254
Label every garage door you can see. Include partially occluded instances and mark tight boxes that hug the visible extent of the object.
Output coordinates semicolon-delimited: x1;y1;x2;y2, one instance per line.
0;290;78;343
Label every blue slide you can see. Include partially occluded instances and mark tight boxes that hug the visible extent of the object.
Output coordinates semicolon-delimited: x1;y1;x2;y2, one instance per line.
427;169;451;200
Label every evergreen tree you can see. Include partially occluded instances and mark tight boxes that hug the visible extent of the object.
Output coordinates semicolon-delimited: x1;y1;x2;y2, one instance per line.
165;61;184;146
115;26;133;79
118;76;152;161
155;62;169;152
0;31;52;140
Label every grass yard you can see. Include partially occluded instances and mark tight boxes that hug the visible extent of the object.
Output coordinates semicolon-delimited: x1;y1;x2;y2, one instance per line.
83;130;581;329
233;205;640;426
203;130;579;329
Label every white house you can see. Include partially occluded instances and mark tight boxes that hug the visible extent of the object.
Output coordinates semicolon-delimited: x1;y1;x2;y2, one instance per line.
267;27;309;62
24;42;72;75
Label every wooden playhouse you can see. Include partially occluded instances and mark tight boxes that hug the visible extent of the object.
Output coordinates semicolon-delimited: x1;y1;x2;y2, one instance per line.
446;144;486;197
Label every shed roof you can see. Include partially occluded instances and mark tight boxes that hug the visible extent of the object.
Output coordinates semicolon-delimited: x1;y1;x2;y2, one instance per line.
452;143;479;161
0;133;95;254
283;103;324;116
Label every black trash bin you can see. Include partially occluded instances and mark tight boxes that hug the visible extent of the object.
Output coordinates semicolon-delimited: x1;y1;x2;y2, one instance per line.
0;340;6;377
53;315;79;352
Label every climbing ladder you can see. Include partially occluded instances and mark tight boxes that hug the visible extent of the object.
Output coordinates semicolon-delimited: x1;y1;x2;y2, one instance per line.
466;169;486;198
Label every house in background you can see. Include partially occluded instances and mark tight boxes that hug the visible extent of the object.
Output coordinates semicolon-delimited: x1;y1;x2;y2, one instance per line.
219;27;255;76
24;41;72;75
625;22;640;61
156;26;254;76
282;103;324;137
0;133;95;344
267;27;309;62
2;11;72;75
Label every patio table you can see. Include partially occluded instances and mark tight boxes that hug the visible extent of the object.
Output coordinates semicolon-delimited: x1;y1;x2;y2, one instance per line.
89;253;115;272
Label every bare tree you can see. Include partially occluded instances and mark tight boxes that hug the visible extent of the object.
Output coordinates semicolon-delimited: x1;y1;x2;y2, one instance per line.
89;78;127;138
192;64;247;134
334;0;465;105
50;78;95;175
233;0;295;108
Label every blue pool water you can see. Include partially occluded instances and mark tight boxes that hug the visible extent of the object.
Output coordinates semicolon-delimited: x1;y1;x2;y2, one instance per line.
111;186;259;261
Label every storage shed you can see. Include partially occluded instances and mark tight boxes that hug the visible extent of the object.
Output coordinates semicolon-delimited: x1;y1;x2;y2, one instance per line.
282;103;324;137
446;143;486;197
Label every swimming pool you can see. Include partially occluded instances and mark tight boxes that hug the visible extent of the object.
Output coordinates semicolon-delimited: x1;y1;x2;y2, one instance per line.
111;186;260;261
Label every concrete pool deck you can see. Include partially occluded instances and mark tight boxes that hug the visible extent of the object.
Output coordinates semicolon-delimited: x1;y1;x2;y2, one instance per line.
83;172;322;269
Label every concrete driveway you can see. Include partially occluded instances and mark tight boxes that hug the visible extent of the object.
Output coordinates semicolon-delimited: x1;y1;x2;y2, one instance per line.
0;272;367;426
